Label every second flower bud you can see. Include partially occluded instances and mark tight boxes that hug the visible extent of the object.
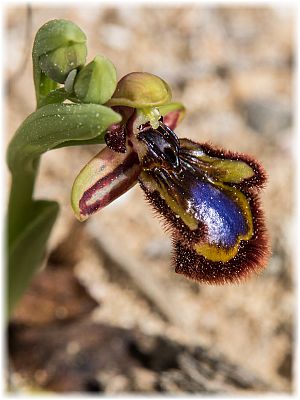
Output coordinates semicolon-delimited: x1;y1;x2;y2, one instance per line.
74;55;117;104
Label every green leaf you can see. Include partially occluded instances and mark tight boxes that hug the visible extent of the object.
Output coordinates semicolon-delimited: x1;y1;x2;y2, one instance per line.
7;200;59;316
7;102;122;172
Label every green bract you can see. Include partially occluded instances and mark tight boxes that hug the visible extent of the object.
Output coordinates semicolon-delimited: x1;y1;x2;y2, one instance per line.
7;103;121;172
74;55;117;104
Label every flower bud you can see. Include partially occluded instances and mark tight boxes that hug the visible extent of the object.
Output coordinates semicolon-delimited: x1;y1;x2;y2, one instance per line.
34;19;87;83
74;55;117;104
108;72;172;108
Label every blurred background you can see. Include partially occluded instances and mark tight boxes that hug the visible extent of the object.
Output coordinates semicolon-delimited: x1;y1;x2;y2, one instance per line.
5;3;295;394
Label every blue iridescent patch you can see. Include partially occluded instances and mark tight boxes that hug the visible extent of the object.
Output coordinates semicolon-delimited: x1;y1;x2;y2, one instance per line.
189;181;248;248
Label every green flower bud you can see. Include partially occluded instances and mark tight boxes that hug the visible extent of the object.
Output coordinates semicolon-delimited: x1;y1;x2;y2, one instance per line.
34;19;87;83
107;72;172;108
74;55;117;104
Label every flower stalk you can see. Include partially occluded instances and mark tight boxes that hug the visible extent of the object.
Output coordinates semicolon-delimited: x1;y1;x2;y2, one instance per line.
7;20;122;316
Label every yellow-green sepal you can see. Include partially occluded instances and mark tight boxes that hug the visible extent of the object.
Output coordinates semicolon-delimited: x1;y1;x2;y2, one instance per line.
107;72;172;108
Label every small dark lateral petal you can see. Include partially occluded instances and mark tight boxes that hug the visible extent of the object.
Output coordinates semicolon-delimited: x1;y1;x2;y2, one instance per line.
105;125;127;153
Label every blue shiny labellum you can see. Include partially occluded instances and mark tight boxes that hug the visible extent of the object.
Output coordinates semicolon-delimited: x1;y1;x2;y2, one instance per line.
138;125;269;283
189;180;248;248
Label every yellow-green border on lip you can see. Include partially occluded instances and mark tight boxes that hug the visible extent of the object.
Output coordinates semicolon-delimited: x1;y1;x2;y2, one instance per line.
107;72;172;108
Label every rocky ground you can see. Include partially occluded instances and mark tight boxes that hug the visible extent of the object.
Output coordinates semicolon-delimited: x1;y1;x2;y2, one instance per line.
5;4;295;394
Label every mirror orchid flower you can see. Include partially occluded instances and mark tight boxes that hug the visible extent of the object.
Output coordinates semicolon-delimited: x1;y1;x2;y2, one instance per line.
71;72;270;284
6;18;271;317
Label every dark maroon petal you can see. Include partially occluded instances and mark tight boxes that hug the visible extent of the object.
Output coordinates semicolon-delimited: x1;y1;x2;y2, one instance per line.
105;124;127;153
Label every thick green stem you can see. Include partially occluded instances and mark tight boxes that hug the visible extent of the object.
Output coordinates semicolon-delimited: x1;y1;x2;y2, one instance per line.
8;167;38;245
7;159;59;316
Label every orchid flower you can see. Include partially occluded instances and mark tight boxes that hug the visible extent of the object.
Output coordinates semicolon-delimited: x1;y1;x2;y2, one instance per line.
71;72;270;284
7;20;270;318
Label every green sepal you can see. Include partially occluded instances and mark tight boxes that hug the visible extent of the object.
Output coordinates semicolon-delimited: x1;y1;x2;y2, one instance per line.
35;19;87;83
107;72;172;108
71;146;141;221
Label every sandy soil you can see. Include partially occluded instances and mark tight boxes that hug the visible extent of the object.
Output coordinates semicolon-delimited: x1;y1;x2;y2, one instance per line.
5;4;295;394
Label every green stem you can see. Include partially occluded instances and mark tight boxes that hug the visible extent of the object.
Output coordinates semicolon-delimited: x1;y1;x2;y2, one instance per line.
7;161;59;315
8;166;38;246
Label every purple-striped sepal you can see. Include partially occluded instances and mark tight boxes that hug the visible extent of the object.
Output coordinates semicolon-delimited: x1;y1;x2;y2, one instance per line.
71;144;141;221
